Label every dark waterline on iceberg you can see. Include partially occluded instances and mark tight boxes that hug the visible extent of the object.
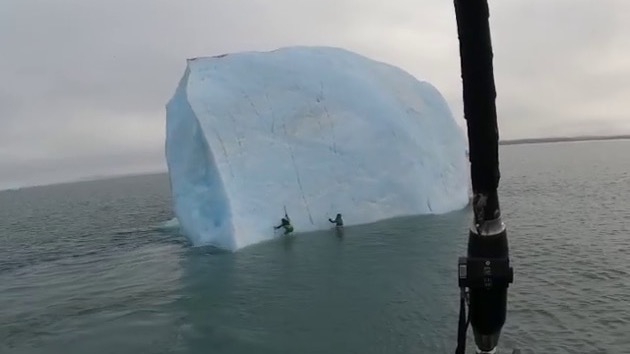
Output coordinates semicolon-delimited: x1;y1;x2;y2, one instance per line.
0;140;629;353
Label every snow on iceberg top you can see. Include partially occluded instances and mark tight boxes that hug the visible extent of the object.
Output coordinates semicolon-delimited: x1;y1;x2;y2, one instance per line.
165;46;469;251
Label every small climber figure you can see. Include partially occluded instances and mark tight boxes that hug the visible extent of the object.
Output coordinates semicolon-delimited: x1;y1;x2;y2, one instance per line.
274;211;294;235
329;213;344;227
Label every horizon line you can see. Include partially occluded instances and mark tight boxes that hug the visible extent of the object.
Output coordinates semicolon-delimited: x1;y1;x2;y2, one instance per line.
499;134;630;145
2;133;629;192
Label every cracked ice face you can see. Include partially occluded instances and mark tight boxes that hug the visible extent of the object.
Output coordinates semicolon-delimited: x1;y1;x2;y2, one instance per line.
166;46;469;250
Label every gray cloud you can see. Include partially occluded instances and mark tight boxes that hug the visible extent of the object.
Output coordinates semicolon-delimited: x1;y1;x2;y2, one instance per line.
0;0;628;188
490;0;629;137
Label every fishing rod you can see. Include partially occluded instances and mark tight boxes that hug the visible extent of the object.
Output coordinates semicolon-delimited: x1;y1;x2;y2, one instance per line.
452;1;516;353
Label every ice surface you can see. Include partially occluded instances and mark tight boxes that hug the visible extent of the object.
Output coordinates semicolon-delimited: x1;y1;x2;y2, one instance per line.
165;46;469;251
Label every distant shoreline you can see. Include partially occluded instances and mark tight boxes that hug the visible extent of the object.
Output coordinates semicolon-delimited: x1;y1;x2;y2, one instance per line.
499;134;630;146
2;135;629;192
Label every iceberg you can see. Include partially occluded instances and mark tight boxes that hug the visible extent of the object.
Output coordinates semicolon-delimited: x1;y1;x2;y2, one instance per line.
165;46;469;251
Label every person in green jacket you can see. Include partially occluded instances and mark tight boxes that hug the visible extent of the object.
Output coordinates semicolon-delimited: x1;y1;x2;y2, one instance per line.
274;212;294;235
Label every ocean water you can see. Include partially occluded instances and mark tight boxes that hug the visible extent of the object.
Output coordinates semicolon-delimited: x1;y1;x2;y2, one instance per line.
0;140;628;354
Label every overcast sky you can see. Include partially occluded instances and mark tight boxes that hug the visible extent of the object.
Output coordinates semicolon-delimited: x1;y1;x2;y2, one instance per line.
1;0;628;188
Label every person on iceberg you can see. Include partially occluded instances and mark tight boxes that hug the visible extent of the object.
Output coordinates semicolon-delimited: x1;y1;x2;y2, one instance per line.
274;212;294;235
328;213;344;227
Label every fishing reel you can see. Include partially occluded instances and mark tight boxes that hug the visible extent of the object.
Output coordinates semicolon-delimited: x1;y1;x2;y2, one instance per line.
455;216;516;354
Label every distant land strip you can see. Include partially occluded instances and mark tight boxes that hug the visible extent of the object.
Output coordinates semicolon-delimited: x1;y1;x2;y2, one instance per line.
499;134;630;146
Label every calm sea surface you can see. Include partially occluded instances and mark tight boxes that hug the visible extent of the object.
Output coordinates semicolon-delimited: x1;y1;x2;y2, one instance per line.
1;140;629;354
